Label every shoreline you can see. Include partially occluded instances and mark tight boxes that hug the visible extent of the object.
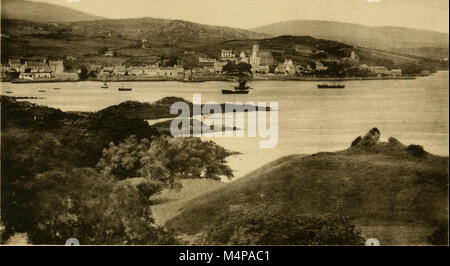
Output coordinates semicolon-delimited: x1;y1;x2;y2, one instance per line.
2;75;423;84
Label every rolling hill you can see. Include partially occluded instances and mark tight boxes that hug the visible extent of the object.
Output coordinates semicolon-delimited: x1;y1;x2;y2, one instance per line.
1;3;446;72
200;35;446;72
251;20;449;59
0;16;267;62
1;0;104;22
150;179;226;226
1;0;267;63
167;128;449;245
67;18;267;45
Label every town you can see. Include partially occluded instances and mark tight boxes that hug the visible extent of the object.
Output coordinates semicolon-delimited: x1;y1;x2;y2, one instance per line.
1;42;405;82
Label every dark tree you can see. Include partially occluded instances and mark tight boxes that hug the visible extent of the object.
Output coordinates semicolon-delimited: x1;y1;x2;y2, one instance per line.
78;66;89;80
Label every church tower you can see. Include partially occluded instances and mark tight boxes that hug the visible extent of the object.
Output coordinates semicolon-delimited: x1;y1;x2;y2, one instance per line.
250;43;261;69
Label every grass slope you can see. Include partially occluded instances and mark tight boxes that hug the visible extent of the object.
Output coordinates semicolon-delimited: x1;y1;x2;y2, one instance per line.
167;129;448;245
251;20;449;52
150;179;226;226
0;17;266;62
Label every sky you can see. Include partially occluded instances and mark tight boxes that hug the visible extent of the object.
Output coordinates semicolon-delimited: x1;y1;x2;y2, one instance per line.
30;0;449;33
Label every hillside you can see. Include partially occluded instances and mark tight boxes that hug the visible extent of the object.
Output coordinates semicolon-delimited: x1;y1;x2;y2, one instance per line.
1;16;446;72
1;0;104;22
66;18;267;44
150;179;226;226
167;128;449;245
251;20;449;59
0;17;266;63
202;35;352;58
201;35;446;72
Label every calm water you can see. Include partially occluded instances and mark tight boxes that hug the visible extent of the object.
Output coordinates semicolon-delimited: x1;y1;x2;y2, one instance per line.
1;72;448;178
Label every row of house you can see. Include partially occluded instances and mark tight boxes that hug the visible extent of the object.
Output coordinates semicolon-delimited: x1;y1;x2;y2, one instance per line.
98;64;185;78
360;65;402;77
2;58;78;80
198;45;320;76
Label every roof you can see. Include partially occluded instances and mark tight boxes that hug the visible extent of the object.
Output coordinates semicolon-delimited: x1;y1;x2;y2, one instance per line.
49;60;63;65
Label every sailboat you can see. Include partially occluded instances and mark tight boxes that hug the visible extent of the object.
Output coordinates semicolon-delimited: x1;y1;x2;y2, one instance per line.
101;82;109;89
317;81;345;89
101;78;109;89
118;82;132;91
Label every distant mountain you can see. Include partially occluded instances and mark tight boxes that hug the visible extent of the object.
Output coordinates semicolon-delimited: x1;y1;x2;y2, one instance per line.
68;18;267;43
251;20;449;57
1;0;104;22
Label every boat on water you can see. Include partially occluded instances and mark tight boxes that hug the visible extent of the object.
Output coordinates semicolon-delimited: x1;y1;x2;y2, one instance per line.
222;89;250;94
38;90;46;93
222;79;251;94
101;79;109;89
118;82;132;91
5;91;13;94
54;87;61;90
317;81;345;89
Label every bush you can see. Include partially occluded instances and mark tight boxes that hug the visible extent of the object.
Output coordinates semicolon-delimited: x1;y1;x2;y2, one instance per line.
205;211;365;245
428;222;449;245
407;144;426;157
97;136;234;181
27;168;177;245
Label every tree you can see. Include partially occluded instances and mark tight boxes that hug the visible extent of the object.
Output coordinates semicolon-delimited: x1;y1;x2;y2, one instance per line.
222;61;237;74
0;97;161;239
88;70;98;78
222;61;252;77
97;136;234;181
78;66;89;80
179;54;198;80
26;168;177;245
205;211;365;245
63;60;73;72
98;47;108;56
236;62;252;76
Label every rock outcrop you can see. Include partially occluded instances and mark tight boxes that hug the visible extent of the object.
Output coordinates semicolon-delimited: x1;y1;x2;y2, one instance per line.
351;127;380;147
349;128;430;158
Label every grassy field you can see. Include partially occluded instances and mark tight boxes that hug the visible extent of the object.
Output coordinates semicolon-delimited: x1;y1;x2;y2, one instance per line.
150;179;226;226
165;130;448;245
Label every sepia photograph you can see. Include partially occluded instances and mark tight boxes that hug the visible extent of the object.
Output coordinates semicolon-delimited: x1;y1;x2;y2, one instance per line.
0;0;448;252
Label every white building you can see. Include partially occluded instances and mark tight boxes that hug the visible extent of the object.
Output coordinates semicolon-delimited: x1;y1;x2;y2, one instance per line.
221;49;235;59
275;59;296;75
49;60;64;74
389;69;402;77
239;51;249;64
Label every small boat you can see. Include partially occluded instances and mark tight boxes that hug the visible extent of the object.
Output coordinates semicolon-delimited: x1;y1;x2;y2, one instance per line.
222;89;250;94
317;81;345;89
38;90;46;93
118;82;132;91
101;80;109;89
53;87;61;90
5;91;13;94
222;79;251;95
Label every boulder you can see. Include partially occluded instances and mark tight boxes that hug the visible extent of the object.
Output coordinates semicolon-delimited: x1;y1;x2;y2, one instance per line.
351;136;362;146
359;127;380;146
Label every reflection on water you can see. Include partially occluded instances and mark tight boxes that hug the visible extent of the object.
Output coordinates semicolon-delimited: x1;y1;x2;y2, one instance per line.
1;72;448;178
